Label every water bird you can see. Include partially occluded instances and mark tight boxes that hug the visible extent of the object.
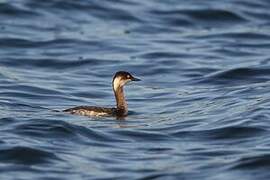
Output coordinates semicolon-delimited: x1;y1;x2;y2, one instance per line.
64;71;140;117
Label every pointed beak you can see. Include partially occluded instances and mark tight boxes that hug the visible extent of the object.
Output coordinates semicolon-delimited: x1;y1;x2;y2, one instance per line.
131;77;141;81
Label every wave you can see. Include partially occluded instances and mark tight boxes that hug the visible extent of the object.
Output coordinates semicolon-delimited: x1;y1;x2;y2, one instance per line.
201;67;270;85
170;126;267;140
0;146;60;165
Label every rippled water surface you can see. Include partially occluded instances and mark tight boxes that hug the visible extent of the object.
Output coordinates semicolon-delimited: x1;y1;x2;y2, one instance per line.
1;0;270;179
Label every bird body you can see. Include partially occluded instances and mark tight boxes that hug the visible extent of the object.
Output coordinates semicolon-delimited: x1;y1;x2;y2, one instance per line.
64;71;140;117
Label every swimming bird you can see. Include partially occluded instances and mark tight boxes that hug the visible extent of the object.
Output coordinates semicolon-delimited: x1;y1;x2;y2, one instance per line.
63;71;140;117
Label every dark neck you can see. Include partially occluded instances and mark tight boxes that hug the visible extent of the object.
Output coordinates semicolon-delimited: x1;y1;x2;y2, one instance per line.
114;86;128;116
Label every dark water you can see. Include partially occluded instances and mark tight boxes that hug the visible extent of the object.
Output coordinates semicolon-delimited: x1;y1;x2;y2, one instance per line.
1;0;270;179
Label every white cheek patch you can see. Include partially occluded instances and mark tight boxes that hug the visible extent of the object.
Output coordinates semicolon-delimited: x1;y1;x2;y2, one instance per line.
113;77;122;91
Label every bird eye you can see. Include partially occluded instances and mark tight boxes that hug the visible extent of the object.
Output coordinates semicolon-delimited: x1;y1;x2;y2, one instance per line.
127;75;130;78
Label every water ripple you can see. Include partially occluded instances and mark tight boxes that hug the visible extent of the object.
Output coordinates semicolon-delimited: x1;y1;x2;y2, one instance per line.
171;126;267;140
203;67;270;84
150;9;246;27
0;3;38;17
231;154;270;170
0;146;60;165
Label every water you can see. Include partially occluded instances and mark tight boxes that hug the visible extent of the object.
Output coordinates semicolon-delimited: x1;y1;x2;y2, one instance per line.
1;0;270;179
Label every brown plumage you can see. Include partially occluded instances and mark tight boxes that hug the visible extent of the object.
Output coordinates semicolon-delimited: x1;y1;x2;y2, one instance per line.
63;71;140;117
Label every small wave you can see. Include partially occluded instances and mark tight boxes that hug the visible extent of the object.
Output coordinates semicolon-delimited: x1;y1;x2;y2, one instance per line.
0;117;16;126
202;67;270;85
138;51;189;60
0;84;63;96
171;126;267;140
150;8;246;28
198;32;270;42
231;154;270;170
0;38;92;48
0;146;60;165
183;9;246;22
14;120;79;139
111;129;171;142
0;3;38;17
14;119;127;145
213;67;270;78
0;57;119;70
26;0;142;23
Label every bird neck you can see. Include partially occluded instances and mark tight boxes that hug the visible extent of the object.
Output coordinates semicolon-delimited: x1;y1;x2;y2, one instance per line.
114;86;128;115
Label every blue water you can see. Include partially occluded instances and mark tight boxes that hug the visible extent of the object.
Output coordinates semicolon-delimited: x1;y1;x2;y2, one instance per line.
1;0;270;179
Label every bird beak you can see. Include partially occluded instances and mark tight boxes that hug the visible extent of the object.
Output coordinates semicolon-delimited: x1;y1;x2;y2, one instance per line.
132;77;141;81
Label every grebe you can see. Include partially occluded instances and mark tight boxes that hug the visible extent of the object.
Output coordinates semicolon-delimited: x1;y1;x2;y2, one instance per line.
63;71;140;117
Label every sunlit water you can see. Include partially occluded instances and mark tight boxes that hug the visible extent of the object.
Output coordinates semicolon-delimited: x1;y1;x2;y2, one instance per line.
1;0;270;179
